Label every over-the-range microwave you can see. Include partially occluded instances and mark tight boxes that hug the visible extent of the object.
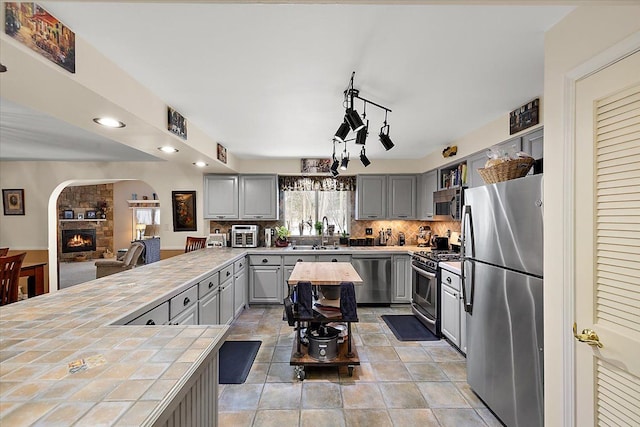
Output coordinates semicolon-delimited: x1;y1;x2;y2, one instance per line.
433;187;463;221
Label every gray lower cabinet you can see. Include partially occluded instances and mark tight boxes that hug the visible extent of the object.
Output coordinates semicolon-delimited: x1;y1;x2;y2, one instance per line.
198;288;220;325
249;255;282;304
439;267;462;350
203;175;239;219
234;258;247;318
127;301;169;326
219;275;235;325
170;285;198;325
392;254;412;303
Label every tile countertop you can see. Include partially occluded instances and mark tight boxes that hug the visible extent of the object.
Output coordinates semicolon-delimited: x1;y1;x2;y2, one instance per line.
0;248;249;426
0;245;424;425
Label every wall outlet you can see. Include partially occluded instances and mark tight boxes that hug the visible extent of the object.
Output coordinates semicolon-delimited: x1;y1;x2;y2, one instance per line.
365;228;373;235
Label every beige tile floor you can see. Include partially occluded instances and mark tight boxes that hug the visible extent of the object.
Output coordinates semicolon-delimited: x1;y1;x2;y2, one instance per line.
219;305;503;427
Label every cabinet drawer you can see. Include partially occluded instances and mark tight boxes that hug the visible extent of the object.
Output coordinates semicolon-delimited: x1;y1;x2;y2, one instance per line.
170;286;198;319
283;255;316;265
234;257;246;273
219;263;234;282
128;301;169;326
198;272;219;298
317;254;351;263
440;269;460;292
249;255;281;265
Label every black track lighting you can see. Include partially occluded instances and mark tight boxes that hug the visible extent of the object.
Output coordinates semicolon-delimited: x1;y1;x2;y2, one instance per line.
331;157;340;173
334;121;350;143
345;108;365;132
360;148;371;167
379;130;394;151
330;167;340;177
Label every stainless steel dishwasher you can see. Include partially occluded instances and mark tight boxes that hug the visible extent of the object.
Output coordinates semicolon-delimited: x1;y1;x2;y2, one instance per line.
351;255;392;304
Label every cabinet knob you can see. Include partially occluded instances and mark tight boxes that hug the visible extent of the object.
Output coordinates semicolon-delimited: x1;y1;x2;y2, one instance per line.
208;281;214;289
262;259;268;263
446;277;452;283
227;271;231;277
332;259;338;262
297;259;303;262
183;297;190;306
146;319;155;325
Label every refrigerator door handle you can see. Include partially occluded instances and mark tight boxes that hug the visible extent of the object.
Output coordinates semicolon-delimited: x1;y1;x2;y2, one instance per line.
461;205;475;314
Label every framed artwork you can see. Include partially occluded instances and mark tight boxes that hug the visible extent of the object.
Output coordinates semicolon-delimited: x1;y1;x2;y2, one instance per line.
168;106;187;139
301;158;331;174
63;210;74;219
509;98;539;135
86;210;97;219
4;3;75;73
172;191;197;232
217;143;227;164
77;213;84;220
2;189;25;215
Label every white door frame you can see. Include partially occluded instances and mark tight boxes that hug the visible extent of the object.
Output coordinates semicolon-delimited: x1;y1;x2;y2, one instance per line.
560;32;640;426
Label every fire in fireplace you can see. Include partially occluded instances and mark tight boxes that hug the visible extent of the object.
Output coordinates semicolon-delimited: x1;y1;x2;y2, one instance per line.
62;229;97;253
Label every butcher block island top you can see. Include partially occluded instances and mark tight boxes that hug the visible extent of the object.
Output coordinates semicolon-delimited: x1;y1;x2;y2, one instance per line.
287;262;363;285
0;248;248;426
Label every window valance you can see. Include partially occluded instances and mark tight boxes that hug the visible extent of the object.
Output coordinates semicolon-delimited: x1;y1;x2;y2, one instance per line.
279;176;356;192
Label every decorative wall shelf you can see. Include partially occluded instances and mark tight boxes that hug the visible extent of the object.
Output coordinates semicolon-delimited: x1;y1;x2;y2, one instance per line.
128;200;160;208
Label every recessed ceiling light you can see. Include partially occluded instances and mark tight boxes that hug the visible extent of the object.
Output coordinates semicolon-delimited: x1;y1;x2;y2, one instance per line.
158;146;179;153
193;161;208;167
93;117;125;128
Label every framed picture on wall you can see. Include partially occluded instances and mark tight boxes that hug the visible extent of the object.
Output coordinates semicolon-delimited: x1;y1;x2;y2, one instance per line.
172;190;197;232
86;210;97;219
63;210;74;219
2;189;25;215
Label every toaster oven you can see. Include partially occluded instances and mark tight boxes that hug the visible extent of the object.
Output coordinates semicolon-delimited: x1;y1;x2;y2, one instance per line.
232;225;258;248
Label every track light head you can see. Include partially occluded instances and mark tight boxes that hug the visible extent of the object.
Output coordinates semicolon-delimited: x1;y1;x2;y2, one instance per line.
330;157;340;173
345;108;365;132
340;155;349;171
355;126;368;145
360;148;371;167
334;121;350;143
330;167;339;177
379;125;394;151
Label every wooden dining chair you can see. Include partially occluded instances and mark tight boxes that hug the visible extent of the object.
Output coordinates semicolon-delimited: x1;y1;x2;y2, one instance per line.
185;236;207;253
0;252;26;306
0;248;9;257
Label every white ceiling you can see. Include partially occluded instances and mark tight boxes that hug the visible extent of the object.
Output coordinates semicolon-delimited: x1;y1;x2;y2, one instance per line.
2;2;575;163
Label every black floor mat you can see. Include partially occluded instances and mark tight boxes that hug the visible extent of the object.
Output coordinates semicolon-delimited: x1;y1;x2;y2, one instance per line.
218;340;261;384
381;315;439;341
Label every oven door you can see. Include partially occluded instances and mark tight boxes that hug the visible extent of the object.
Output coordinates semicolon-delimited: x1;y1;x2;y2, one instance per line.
411;262;440;335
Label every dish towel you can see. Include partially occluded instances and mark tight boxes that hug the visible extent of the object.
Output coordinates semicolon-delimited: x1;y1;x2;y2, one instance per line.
340;282;358;322
296;281;314;320
137;237;160;264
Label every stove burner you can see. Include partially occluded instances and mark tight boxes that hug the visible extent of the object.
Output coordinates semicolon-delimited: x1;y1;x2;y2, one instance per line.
412;250;461;264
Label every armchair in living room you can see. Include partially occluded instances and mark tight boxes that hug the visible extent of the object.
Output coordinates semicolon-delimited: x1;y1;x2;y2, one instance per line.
95;242;145;279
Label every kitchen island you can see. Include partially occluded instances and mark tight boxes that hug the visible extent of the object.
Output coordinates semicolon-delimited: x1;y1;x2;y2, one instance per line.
0;245;423;425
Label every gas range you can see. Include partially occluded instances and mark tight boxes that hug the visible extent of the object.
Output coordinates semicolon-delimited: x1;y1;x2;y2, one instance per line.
412;250;462;271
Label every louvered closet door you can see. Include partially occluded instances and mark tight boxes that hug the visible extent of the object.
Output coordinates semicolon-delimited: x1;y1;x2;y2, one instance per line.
575;50;640;427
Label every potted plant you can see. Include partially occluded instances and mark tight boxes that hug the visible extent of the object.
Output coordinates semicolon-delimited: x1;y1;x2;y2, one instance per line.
275;226;290;247
314;221;323;235
339;231;349;245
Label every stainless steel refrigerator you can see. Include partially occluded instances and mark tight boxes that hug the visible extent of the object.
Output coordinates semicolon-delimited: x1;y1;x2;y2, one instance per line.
461;174;544;427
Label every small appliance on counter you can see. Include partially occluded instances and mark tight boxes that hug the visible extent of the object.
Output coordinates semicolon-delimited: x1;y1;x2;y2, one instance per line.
264;228;272;247
432;236;449;250
231;224;259;248
417;226;432;247
207;233;226;248
398;232;406;246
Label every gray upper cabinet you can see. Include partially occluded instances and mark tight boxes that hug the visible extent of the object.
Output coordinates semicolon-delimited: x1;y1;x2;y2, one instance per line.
239;175;278;220
521;128;543;160
204;175;239;219
467;152;488;188
387;175;417;219
356;175;387;219
417;170;437;220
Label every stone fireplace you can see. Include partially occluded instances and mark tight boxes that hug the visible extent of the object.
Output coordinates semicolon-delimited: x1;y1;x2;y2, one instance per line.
61;229;97;253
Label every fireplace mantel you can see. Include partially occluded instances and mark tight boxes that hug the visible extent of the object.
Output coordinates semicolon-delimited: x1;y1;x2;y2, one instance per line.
59;219;107;223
